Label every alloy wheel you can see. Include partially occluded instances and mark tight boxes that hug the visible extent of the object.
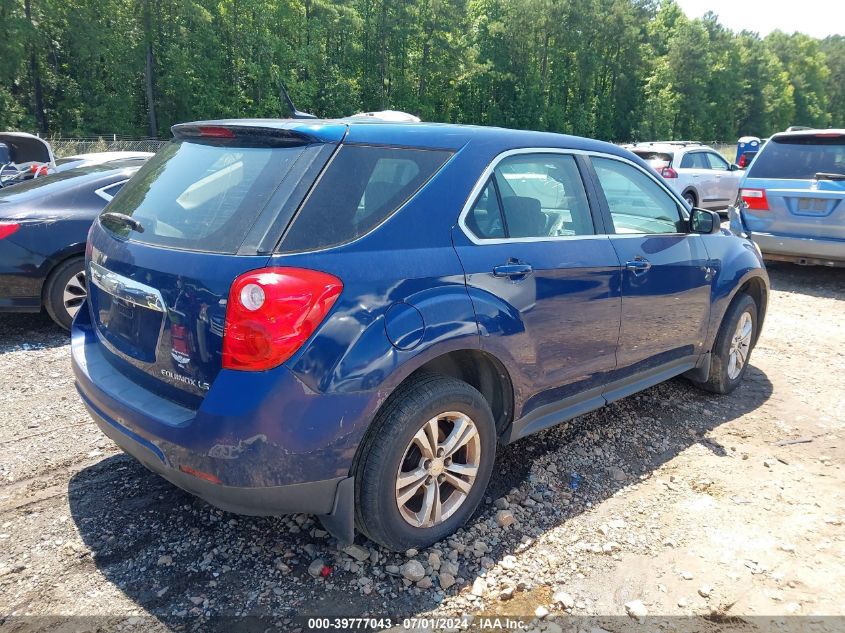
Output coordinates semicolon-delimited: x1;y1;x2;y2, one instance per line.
62;270;87;320
395;412;481;528
727;311;753;379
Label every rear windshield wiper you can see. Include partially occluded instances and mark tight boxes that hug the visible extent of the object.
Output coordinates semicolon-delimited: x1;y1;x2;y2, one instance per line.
814;172;845;181
101;212;145;233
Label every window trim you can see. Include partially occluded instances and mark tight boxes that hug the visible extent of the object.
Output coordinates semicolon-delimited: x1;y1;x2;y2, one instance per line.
458;148;689;244
94;179;129;202
585;154;690;238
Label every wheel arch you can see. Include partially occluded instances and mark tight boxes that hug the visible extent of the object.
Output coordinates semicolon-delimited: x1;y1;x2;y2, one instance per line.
39;245;86;306
350;347;515;475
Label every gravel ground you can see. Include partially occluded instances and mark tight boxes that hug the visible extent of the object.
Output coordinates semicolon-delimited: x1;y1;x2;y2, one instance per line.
0;263;843;632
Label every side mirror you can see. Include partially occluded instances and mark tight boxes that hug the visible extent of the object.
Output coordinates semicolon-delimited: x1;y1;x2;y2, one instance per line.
728;163;740;171
689;208;721;234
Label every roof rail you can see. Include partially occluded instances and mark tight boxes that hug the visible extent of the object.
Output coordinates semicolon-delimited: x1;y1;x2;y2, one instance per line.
633;140;703;147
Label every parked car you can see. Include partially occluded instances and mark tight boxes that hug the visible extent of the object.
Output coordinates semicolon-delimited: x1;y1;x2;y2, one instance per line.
72;120;769;551
729;128;845;267
55;151;154;172
0;158;147;329
625;141;743;211
0;132;56;188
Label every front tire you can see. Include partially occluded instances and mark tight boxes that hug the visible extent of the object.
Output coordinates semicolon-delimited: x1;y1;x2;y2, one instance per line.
44;256;86;331
694;293;757;394
354;373;496;551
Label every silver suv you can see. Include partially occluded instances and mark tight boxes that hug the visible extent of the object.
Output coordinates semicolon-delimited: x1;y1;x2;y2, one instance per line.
625;141;743;211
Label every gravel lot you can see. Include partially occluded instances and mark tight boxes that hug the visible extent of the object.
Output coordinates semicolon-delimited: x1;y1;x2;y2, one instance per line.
0;263;843;631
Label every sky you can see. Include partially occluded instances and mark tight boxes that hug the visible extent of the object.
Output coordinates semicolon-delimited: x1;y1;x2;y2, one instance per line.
675;0;845;39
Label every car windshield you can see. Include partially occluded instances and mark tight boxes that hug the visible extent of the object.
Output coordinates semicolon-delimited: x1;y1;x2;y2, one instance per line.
747;135;845;179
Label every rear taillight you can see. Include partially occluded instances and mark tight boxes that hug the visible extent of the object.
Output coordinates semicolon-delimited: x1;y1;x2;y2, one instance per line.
222;267;343;371
0;222;20;240
741;188;769;211
660;167;678;179
738;155;748;168
29;163;49;176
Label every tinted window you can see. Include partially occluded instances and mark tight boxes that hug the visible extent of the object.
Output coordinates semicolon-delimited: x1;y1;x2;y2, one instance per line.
466;180;505;239
101;141;310;254
592;157;683;234
489;153;593;238
747;135;845;179
680;152;707;169
282;145;451;252
705;152;729;170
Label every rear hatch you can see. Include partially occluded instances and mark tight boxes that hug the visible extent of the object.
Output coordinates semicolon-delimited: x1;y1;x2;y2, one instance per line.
742;132;845;240
86;123;341;407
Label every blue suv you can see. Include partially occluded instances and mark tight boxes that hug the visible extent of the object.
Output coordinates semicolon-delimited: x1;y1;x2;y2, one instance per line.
72;119;769;551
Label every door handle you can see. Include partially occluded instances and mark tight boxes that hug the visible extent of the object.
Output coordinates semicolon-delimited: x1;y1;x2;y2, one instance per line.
493;263;533;278
625;258;651;275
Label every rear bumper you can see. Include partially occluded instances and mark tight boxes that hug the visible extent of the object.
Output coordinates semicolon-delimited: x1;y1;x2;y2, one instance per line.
85;392;346;516
71;305;369;540
748;231;845;266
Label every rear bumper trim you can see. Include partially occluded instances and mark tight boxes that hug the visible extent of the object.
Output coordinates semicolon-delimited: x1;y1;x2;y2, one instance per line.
748;231;845;263
84;394;347;518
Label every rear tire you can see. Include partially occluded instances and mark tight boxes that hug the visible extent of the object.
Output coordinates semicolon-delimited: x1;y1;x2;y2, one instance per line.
683;191;697;208
354;373;496;551
693;293;757;394
44;256;86;331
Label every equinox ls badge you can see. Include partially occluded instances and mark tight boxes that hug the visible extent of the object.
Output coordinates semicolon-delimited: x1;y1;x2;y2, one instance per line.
161;369;210;391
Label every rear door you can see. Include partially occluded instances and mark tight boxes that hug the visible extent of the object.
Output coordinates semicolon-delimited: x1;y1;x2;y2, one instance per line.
86;126;338;407
703;151;742;208
453;151;622;418
742;133;845;241
587;155;712;383
679;151;715;207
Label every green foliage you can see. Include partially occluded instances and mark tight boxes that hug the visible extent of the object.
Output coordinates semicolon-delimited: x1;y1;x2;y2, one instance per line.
0;0;842;141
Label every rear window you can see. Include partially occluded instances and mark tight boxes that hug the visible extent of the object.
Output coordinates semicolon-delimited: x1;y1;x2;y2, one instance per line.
280;145;452;252
101;140;311;253
632;150;673;168
748;135;845;180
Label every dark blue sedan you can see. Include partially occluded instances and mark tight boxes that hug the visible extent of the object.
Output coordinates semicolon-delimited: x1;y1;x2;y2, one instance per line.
72;119;769;550
0;158;147;329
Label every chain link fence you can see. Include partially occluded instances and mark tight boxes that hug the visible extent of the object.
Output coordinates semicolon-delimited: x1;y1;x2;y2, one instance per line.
46;136;168;158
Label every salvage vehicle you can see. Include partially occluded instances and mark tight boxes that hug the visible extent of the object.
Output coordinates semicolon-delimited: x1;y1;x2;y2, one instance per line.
72;119;769;550
730;128;845;267
0;132;56;188
0;158;147;329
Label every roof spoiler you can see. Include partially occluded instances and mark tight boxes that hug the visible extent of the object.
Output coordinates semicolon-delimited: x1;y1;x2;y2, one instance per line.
171;123;321;146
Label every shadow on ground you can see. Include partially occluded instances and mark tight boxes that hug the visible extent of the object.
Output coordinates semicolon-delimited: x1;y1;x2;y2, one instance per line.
0;312;67;354
67;361;773;630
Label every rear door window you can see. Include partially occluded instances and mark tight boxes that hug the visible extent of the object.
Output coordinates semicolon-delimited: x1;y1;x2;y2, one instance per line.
747;135;845;179
100;141;313;254
280;145;451;252
465;153;595;240
680;152;707;169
